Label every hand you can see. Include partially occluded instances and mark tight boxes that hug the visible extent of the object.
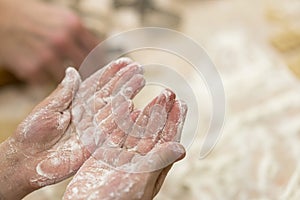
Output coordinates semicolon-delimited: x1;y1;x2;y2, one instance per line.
0;0;98;83
63;89;187;200
0;66;80;199
0;58;144;199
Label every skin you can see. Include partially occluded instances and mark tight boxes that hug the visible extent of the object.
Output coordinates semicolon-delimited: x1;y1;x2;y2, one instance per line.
63;89;188;200
0;58;144;199
0;57;187;200
0;0;98;83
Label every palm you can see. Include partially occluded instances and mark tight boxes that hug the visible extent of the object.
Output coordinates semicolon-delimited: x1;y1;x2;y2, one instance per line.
63;89;187;200
72;57;144;155
13;58;145;188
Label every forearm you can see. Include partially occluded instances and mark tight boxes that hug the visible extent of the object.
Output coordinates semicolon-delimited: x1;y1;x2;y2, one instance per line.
0;137;33;199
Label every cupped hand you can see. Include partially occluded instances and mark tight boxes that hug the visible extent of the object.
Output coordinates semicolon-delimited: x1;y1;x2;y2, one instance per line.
7;58;144;194
0;0;98;83
63;89;187;200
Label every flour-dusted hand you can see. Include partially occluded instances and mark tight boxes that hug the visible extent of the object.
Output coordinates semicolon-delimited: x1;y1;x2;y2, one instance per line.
72;57;145;154
63;89;187;200
0;58;145;199
0;66;80;199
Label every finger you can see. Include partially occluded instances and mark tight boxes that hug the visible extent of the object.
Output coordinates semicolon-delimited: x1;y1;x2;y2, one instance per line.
15;109;71;145
136;89;175;129
124;89;176;154
78;125;101;154
80;57;133;96
159;100;188;143
87;99;133;151
114;74;145;99
108;74;145;129
14;68;80;142
93;63;144;110
76;101;132;152
77;57;133;105
131;142;185;173
94;100;133;142
111;65;144;96
123;92;164;151
109;110;142;167
94;96;132;125
36;67;81;112
103;110;141;148
92;110;140;167
72;62;139;132
98;62;143;96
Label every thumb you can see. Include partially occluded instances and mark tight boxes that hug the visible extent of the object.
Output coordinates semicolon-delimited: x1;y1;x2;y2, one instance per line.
15;68;81;143
130;142;186;173
130;142;185;200
40;67;81;112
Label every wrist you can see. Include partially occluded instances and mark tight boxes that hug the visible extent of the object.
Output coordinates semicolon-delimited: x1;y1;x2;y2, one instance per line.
0;137;34;199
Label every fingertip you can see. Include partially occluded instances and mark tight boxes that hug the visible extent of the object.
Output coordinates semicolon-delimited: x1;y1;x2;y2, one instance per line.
162;88;176;101
137;142;185;172
46;67;81;111
62;67;81;90
115;57;133;65
122;74;146;99
171;142;186;161
112;98;134;117
176;100;188;118
166;142;185;153
154;88;176;112
96;57;136;89
129;62;144;74
108;57;134;73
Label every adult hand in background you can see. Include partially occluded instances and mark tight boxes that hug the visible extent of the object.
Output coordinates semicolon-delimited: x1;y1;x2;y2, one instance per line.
0;58;145;199
63;89;188;200
0;0;98;83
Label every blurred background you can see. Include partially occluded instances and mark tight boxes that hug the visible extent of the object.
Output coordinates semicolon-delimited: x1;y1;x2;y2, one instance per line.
1;0;300;199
